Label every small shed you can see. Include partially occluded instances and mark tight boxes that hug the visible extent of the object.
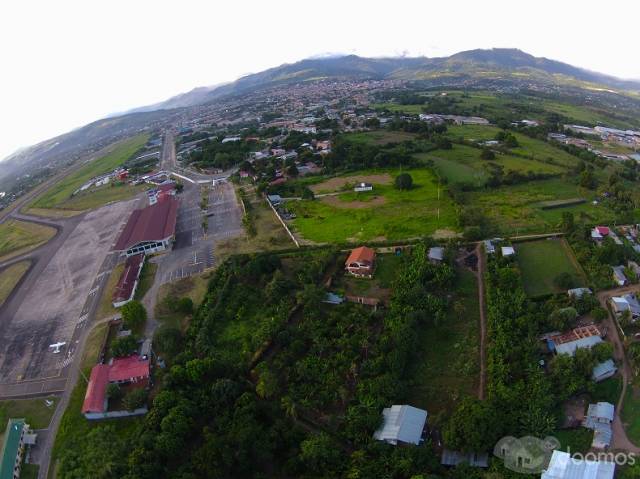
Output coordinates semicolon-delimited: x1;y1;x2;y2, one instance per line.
592;360;617;383
501;246;515;257
373;405;427;446
428;247;445;263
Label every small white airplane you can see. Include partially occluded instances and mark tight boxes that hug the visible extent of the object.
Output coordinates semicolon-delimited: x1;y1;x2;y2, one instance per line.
48;342;66;354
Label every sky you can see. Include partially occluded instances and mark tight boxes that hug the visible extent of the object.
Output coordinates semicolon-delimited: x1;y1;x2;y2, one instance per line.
1;0;639;162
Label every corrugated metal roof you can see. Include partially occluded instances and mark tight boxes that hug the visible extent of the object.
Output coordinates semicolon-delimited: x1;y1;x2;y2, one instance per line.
0;419;25;479
554;336;602;356
542;450;614;479
114;198;178;251
373;405;427;445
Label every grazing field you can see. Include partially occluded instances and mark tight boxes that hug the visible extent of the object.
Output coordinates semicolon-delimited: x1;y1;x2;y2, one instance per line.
0;219;56;261
345;130;418;145
0;261;31;306
0;396;58;430
464;179;615;234
419;144;565;187
407;267;480;415
287;168;457;243
30;134;149;211
516;239;585;297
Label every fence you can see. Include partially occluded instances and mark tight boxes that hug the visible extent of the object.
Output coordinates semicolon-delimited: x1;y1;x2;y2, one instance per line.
266;198;300;248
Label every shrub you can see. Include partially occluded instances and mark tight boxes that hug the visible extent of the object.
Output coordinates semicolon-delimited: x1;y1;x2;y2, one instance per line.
395;173;413;190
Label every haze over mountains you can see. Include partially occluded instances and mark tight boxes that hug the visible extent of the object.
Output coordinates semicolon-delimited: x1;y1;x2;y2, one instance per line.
131;48;640;113
2;47;640;189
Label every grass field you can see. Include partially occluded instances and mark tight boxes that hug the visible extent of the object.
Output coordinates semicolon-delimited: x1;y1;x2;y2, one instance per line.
287;168;457;243
345;130;417;145
516;239;585;297
0;396;58;430
0;261;31;306
215;185;293;259
419;144;565;187
0;220;56;261
464;179;615;234
155;273;211;331
134;261;157;301
55;183;149;211
591;376;622;405
30;134;149;211
553;428;592;454
407;267;479;416
95;263;124;320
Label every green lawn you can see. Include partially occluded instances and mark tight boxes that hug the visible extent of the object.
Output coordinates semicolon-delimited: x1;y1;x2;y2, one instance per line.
30;134;149;211
515;239;585;297
0;396;58;430
406;267;479;416
0;261;31;307
20;464;38;479
288;168;457;243
56;183;149;211
0;220;56;261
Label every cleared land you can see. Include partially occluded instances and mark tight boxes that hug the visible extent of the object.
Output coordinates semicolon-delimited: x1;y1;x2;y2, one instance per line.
0;261;31;307
309;173;393;194
29;134;149;212
407;267;480;414
0;219;56;261
516;239;585;297
215;185;293;259
288;168;457;243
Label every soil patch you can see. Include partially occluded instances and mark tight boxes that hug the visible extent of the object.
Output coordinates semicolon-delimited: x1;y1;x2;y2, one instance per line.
311;174;393;194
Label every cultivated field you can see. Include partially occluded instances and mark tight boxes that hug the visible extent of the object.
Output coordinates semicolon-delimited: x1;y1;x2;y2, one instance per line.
0;219;56;261
0;261;31;306
29;134;149;212
287;168;457;243
516;238;586;297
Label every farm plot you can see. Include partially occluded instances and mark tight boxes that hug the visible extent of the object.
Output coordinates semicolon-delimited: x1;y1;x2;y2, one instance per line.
515;238;586;297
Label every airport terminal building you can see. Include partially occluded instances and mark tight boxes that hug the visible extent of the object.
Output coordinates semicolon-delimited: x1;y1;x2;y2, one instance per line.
114;197;178;257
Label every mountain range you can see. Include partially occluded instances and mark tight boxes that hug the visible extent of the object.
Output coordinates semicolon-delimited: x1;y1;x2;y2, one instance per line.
133;48;640;112
3;48;640;188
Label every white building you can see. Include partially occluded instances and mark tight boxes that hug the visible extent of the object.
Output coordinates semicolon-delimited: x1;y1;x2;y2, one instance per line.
373;405;427;446
502;246;516;257
354;182;373;192
541;450;614;479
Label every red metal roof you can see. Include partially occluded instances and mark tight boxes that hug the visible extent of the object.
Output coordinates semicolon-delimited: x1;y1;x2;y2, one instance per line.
114;197;178;251
81;356;150;414
82;364;109;413
112;254;144;304
108;355;150;382
596;226;610;236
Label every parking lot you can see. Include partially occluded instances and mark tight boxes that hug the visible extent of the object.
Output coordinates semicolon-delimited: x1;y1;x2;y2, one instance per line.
159;180;242;284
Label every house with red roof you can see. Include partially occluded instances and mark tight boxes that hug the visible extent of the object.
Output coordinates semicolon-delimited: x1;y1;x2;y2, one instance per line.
82;355;150;419
345;246;376;278
592;226;610;241
112;254;145;308
114;197;178;257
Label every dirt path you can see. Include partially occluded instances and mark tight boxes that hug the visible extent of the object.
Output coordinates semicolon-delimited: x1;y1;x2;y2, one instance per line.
475;243;487;400
596;285;640;453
